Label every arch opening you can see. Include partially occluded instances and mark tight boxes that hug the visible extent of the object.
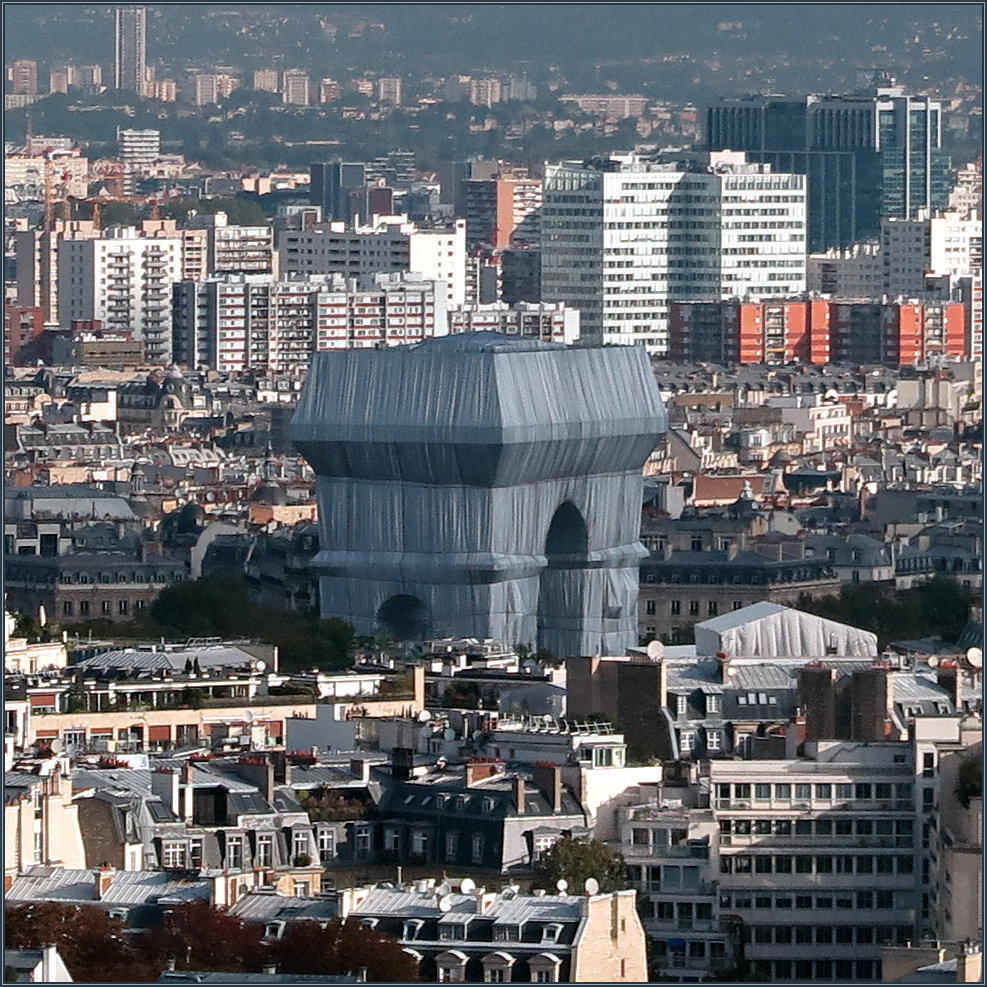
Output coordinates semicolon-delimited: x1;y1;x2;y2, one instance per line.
537;503;590;658
376;594;430;642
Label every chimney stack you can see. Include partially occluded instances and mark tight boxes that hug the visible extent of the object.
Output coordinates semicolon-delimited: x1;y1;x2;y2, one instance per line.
392;748;415;782
513;775;526;814
532;763;563;813
465;759;500;787
937;661;963;710
349;757;371;785
262;965;278;976
94;864;115;899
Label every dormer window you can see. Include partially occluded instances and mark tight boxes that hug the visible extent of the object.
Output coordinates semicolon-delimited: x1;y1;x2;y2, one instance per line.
494;924;520;942
404;919;424;941
541;924;563;944
675;695;687;717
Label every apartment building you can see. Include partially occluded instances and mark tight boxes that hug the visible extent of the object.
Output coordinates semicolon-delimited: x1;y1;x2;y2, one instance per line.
668;297;968;366
447;301;579;344
278;217;465;307
172;272;447;373
188;210;275;276
464;175;542;250
57;228;182;362
282;69;310;106
541;151;806;353
377;76;402;105
341;881;647;983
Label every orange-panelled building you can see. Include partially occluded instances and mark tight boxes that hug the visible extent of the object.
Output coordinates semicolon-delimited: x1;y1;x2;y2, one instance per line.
669;298;968;366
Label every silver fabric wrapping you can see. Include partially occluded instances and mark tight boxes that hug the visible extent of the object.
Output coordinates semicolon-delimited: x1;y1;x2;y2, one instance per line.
291;333;667;656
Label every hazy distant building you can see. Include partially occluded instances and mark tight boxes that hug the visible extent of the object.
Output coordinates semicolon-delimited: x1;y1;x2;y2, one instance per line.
192;73;238;106
11;59;38;95
281;69;310;106
252;69;279;93
561;94;649;118
291;334;667;656
541;150;807;353
468;78;501;108
114;5;147;95
377;76;402;106
319;78;341;103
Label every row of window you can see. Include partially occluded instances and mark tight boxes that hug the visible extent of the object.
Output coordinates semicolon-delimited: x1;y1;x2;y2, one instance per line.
721;889;905;911
721;816;913;836
749;959;879;981
749;923;911;946
716;782;913;802
721;854;913;876
61;599;147;617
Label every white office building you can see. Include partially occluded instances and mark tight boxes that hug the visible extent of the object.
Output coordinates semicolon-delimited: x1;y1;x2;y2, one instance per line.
541;151;807;353
278;217;465;307
58;228;182;363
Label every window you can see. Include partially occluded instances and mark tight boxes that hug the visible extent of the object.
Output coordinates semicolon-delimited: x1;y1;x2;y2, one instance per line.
706;730;721;751
256;835;273;867
189;839;202;869
670;600;681;615
675;695;687;717
118;600;128;614
79;601;90;616
755;784;771;801
225;836;243;869
292;831;309;861
162;842;186;869
471;833;485;864
707;601;718;616
412;831;427;856
62;601;73;616
855;783;872;800
293;880;310;898
795;784;811;800
922;752;935;778
689;600;700;615
645;600;656;615
485;970;506;983
816;783;832;799
355;829;371;858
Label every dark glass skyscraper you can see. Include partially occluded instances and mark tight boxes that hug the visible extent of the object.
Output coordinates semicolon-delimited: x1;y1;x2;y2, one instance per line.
310;161;367;223
706;88;950;251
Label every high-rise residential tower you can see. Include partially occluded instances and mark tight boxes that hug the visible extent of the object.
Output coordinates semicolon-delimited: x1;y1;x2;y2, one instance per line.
114;5;147;95
540;151;807;353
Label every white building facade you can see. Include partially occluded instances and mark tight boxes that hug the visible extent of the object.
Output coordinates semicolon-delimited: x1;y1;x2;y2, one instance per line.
173;272;448;374
278;217;465;307
58;228;182;363
447;301;580;344
541;152;806;353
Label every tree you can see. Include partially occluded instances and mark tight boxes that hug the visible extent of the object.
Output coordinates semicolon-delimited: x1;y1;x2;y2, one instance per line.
267;918;420;982
136;901;265;974
4;902;156;982
532;836;629;894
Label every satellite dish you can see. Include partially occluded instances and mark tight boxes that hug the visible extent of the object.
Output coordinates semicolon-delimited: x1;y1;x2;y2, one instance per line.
927;654;940;667
437;882;452;896
49;738;63;753
417;709;432;722
965;647;983;670
583;877;599;896
646;640;665;660
253;659;266;672
556;879;568;893
437;894;454;913
459;878;476;894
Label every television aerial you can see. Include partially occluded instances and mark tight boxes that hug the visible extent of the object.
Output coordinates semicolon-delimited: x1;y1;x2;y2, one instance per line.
459;878;476;894
583;877;599;896
965;647;983;670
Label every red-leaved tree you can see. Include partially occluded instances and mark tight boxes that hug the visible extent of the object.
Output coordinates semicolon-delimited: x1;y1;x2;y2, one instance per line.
137;900;266;973
267;918;420;982
5;902;157;982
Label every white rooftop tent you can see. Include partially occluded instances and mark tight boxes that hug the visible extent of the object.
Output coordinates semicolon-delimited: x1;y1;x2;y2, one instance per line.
694;601;878;658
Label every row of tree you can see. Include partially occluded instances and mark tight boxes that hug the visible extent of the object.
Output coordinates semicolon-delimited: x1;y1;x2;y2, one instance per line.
5;900;419;982
62;573;357;672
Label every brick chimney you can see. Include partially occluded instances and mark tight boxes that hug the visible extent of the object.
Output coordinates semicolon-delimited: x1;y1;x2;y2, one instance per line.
532;763;563;813
94;864;115;899
937;661;963;710
512;775;526;814
465;759;500;788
